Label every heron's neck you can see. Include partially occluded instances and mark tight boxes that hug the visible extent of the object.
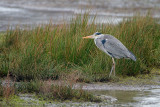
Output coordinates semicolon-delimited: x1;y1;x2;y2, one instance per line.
95;34;103;39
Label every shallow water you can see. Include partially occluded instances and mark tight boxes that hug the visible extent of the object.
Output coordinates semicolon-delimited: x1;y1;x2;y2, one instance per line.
0;0;160;31
44;88;160;106
92;89;160;107
1;88;160;107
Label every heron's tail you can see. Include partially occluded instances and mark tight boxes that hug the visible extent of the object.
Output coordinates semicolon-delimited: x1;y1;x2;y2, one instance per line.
129;51;136;61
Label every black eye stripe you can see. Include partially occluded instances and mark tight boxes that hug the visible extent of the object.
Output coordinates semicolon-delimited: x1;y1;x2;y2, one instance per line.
96;32;101;35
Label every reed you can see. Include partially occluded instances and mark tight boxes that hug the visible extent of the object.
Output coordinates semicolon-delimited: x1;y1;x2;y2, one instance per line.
0;14;159;81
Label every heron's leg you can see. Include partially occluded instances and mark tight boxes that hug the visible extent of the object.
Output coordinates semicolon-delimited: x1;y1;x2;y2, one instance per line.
109;58;116;77
109;64;114;77
112;58;115;76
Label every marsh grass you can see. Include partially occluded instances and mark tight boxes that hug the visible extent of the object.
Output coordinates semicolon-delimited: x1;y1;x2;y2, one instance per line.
37;70;101;102
0;74;15;101
0;13;160;82
0;74;101;102
38;80;101;102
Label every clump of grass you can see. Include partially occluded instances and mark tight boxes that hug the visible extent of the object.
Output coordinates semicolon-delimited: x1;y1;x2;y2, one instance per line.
0;13;160;82
0;74;15;100
0;78;101;102
16;80;41;93
39;80;101;102
38;71;101;102
14;71;101;102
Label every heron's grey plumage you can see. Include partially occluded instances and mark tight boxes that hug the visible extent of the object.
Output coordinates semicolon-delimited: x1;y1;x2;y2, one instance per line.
94;34;136;61
83;32;136;77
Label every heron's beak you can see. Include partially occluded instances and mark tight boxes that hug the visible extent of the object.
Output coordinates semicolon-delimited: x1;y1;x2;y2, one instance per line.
82;35;93;39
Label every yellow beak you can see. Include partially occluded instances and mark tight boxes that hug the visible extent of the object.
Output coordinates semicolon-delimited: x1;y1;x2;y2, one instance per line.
82;35;92;39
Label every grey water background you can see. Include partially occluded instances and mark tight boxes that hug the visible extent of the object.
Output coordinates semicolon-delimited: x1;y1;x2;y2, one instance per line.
0;0;160;31
0;0;160;106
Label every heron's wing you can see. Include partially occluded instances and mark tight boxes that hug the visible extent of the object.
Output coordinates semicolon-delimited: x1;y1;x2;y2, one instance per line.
102;39;130;58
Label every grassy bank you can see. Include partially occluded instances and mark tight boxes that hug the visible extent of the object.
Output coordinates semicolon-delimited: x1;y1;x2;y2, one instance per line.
0;14;160;82
0;76;101;103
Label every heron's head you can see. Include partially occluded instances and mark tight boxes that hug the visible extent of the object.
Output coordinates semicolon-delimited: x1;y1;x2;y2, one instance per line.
83;32;102;39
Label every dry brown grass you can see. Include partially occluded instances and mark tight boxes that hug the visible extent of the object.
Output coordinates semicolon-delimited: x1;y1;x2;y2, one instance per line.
38;70;101;102
2;73;15;99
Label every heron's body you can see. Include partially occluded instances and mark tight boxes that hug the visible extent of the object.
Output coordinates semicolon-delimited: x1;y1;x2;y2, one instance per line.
94;34;136;61
83;32;136;77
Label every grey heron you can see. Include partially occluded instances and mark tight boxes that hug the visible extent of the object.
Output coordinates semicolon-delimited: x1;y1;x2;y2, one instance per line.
83;32;136;77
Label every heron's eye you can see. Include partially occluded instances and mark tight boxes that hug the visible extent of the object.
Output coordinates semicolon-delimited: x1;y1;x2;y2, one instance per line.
95;32;101;35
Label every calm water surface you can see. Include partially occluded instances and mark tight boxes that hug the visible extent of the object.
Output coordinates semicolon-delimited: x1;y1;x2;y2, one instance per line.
92;89;160;107
0;0;160;31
